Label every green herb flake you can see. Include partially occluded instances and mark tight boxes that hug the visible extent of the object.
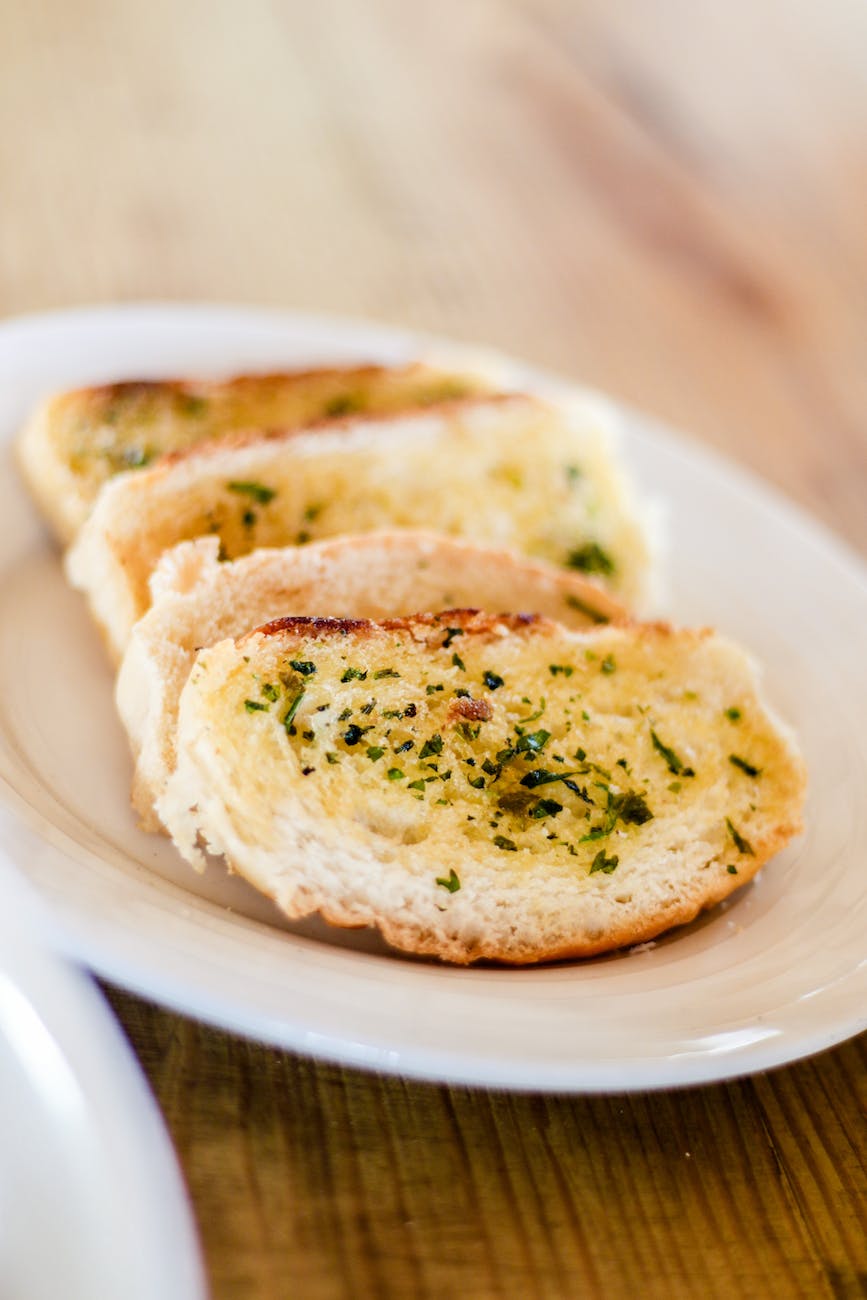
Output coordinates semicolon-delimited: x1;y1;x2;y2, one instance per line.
244;699;268;713
567;541;615;576
435;868;461;893
601;655;616;675
426;683;444;695
341;667;367;682
589;849;619;875
408;779;426;792
419;734;444;759
727;864;738;875
261;683;280;702
483;671;505;690
325;752;340;765
564;594;610;624
366;746;384;761
451;652;466;672
387;768;405;781
323;393;362;418
549;664;574;678
668;781;682;794
729;754;762;778
442;627;464;649
467;775;486;789
343;724;369;746
283;689;306;731
726;818;755;856
531;799;563;819
303;502;324;522
493;835;518;852
227;480;276;505
515;729;551;754
373;668;400;680
290;660;317;677
650;728;694;777
725;707;742;722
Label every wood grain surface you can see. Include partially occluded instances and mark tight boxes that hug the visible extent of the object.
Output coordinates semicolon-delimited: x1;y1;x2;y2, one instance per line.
2;0;866;1296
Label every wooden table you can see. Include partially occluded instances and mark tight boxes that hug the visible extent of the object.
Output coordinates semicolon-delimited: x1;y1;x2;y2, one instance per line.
3;2;866;1295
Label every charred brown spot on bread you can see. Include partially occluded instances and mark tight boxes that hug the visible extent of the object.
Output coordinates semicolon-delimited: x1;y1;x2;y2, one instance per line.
251;615;378;641
448;697;494;723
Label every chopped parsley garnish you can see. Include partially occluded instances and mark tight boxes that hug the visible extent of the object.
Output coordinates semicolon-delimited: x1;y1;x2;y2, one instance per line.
725;707;742;722
394;740;414;754
442;627;464;649
549;664;574;678
326;752;340;764
564;594;610;624
426;683;444;695
565;464;582;484
580;788;654;842
589;849;619;874
408;779;426;792
726;818;755;856
343;723;369;746
601;655;616;674
366;746;384;761
729;755;761;777
373;668;400;679
520;768;585;792
483;671;505;690
261;683;280;701
516;700;546;724
467;775;486;789
304;502;324;522
227;480;276;505
727;864;738;875
341;667;367;682
531;799;563;819
323;393;361;417
283;689;305;731
567;542;615;575
515;729;551;754
493;835;518;852
244;699;268;712
290;660;317;676
419;734;444;759
242;509;256;528
650;728;694;777
179;394;208;417
387;768;405;781
436;868;461;893
451;652;466;671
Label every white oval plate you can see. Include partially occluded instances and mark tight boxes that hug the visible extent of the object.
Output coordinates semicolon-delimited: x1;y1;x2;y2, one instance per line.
0;852;205;1299
0;304;864;1092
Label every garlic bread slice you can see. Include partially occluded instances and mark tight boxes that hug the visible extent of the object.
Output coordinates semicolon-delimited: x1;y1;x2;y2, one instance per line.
160;611;805;964
68;393;654;659
18;362;487;544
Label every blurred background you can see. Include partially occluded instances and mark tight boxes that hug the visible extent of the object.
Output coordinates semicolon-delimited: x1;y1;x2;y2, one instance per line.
3;0;867;555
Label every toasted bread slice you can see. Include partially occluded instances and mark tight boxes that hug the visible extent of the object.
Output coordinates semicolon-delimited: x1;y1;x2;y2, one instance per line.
68;393;654;659
159;611;805;964
117;531;627;830
18;362;488;543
